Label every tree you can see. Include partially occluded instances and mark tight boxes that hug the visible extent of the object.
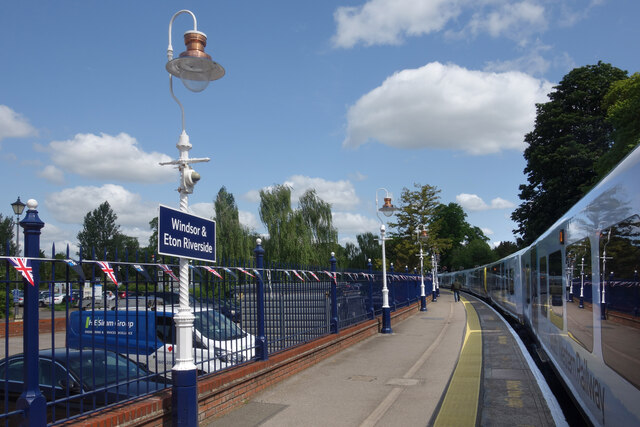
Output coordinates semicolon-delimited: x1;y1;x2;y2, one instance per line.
298;189;338;264
147;217;158;254
77;201;121;258
493;241;519;259
356;232;381;269
595;72;640;177
512;62;627;245
388;183;441;270
259;185;313;265
215;186;254;262
0;214;15;255
449;239;496;271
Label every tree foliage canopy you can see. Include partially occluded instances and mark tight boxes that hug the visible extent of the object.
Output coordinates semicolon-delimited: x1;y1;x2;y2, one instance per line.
215;186;255;262
512;62;627;246
77;201;121;258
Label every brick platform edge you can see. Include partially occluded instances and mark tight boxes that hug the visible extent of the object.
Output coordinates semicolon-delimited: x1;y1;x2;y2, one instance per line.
65;299;427;427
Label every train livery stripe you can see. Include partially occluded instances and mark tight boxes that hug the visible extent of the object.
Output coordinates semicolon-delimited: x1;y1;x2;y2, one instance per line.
434;297;482;426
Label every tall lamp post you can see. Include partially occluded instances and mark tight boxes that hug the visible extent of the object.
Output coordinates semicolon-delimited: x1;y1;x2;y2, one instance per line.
376;189;398;334
160;10;224;427
431;252;438;302
416;225;428;311
11;197;26;318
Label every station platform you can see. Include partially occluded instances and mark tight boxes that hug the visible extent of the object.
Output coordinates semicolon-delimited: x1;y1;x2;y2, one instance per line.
211;291;567;426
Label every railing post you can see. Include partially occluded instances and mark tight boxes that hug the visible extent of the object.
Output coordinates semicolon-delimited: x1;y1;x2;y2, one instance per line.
16;199;46;426
254;239;268;360
367;259;374;319
389;263;396;312
330;252;338;334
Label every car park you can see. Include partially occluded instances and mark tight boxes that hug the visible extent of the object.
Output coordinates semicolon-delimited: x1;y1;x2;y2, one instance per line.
67;306;255;377
11;290;24;306
0;348;166;422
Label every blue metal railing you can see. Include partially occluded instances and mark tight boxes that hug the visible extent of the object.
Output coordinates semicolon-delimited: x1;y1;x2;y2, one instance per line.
0;237;430;425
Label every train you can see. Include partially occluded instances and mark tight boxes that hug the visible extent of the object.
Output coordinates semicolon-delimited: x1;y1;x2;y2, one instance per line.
439;145;640;426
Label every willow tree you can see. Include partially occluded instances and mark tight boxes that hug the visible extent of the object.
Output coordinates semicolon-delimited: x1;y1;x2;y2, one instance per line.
299;189;338;265
214;186;254;262
259;185;313;265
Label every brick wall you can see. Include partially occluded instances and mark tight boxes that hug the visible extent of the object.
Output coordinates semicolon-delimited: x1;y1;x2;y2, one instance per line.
0;316;66;338
66;300;425;426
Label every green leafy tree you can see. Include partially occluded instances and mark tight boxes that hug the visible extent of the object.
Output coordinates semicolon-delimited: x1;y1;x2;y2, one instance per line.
512;62;627;245
449;239;496;271
215;186;255;262
595;72;640;177
147;216;158;254
0;214;15;255
298;189;338;264
77;201;121;258
493;241;519;259
388;183;441;270
259;185;313;265
356;232;381;269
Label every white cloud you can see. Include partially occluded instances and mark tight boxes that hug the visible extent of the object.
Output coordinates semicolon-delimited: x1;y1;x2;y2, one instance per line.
239;211;260;231
456;193;515;211
332;212;380;235
463;1;546;44
189;202;214;220
343;62;552;155
246;176;361;211
484;43;552;76
332;0;460;48
39;165;65;184
481;227;494;236
0;105;37;142
45;132;174;183
44;184;156;229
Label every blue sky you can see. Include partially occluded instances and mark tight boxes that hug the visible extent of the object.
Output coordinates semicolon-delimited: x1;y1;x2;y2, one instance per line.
1;1;638;256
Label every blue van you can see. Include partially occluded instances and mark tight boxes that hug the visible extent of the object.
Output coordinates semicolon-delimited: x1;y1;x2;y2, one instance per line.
67;308;255;377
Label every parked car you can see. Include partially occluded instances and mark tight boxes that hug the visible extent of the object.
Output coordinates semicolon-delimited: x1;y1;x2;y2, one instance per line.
38;291;49;307
0;348;167;422
12;290;24;306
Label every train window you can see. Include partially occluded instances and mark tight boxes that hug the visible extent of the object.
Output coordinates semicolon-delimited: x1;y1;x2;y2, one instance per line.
566;238;593;351
600;215;640;390
548;251;563;329
509;268;515;295
539;256;548;317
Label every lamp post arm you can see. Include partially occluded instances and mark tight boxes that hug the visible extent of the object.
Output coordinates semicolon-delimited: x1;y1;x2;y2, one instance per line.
167;9;198;61
169;76;186;132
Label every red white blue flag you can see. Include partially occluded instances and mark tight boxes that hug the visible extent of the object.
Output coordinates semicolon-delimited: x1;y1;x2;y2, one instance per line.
292;270;304;281
308;271;320;281
9;257;35;286
97;261;118;286
237;267;255;278
203;266;223;279
159;264;178;281
222;267;238;280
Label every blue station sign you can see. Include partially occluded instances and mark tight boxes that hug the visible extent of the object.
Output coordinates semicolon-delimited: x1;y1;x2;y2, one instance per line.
158;205;216;263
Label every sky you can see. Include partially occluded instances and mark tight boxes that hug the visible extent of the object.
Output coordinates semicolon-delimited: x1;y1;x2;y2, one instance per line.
1;0;639;258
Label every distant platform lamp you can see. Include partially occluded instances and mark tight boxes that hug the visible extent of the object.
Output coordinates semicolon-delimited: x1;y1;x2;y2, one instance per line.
416;225;428;311
376;189;398;334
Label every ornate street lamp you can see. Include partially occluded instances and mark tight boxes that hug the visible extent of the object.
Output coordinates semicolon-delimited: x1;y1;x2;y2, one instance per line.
160;10;224;427
11;197;26;319
376;189;398;334
416;225;428;311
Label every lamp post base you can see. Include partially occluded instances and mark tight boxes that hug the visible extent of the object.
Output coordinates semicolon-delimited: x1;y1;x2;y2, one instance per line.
420;295;427;311
381;307;392;334
432;290;437;302
579;296;584;308
172;369;198;427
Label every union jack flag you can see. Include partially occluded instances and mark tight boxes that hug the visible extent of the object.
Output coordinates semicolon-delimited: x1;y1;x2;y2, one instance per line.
323;270;337;284
97;261;118;286
9;257;35;286
238;267;255;278
222;267;238;280
292;270;304;281
308;271;320;281
159;264;178;281
203;266;223;279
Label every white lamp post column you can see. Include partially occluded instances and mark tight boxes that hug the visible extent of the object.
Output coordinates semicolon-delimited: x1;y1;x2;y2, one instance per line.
376;189;397;334
416;225;428;311
161;9;224;427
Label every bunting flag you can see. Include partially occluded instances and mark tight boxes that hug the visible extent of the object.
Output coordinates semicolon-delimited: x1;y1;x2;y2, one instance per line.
97;261;118;286
292;270;304;281
323;270;337;284
283;270;291;278
133;264;154;282
222;267;238;280
159;264;178;281
237;267;255;278
203;266;224;279
64;259;85;280
9;257;35;286
189;264;203;279
300;270;309;280
308;271;320;281
252;269;261;277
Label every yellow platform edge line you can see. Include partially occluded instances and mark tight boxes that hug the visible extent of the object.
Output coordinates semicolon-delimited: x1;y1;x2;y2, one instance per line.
434;297;482;427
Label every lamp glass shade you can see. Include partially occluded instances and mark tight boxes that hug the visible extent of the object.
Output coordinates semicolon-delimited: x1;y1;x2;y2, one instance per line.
379;197;397;217
166;30;225;92
11;197;26;216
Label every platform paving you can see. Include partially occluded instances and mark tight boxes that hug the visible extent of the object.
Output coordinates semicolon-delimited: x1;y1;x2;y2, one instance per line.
209;291;565;426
